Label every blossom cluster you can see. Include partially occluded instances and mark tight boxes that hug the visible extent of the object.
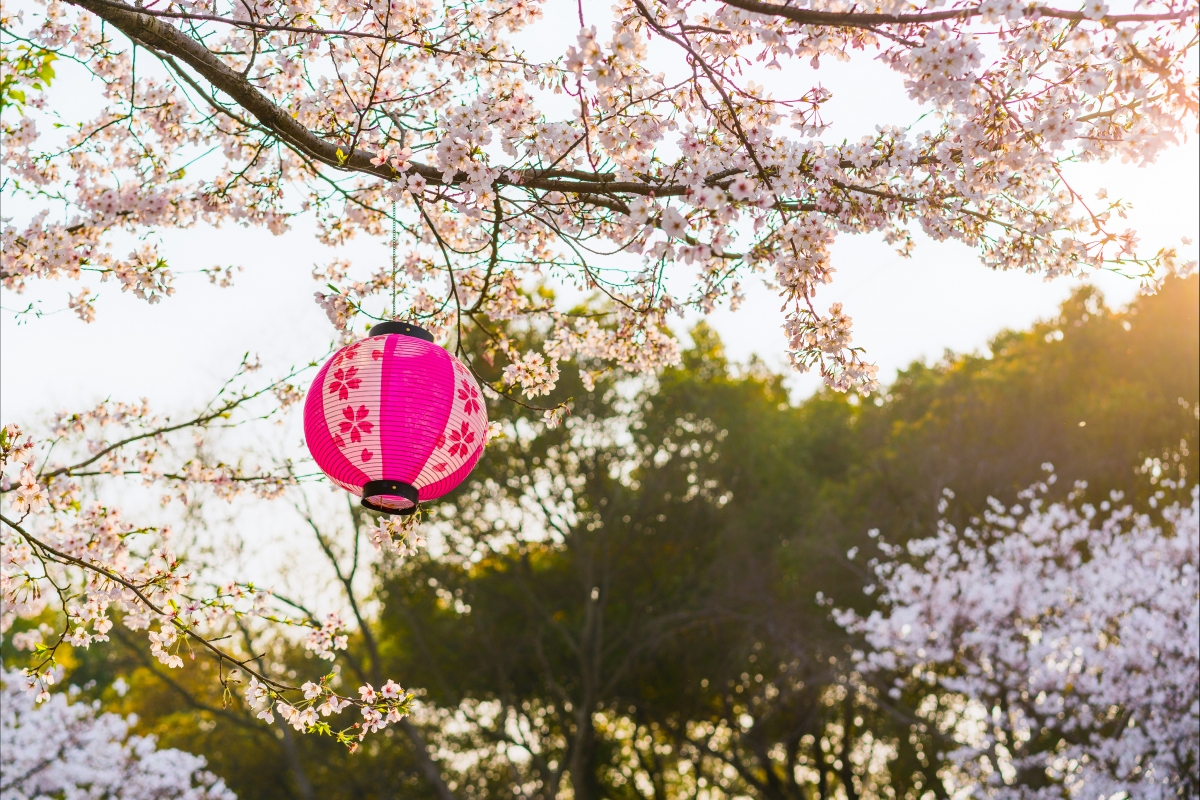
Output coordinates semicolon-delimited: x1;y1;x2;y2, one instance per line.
244;674;412;749
364;514;427;558
303;612;350;661
835;477;1199;797
1;668;236;799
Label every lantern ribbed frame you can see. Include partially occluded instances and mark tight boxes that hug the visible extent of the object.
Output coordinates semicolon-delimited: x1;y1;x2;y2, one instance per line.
303;324;488;514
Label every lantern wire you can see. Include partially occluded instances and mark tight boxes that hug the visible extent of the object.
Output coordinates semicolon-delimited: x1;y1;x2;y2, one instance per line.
390;198;398;320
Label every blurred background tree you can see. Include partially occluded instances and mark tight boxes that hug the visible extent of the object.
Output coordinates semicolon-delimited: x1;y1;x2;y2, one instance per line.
7;275;1195;800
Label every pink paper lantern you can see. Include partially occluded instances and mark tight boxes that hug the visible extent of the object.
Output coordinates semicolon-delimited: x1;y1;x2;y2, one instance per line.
303;321;488;515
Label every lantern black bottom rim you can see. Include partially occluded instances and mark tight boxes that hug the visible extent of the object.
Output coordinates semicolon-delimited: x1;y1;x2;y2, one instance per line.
362;479;419;516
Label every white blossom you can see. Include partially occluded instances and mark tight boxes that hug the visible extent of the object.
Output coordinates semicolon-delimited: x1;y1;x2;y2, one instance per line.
0;669;236;799
837;483;1200;797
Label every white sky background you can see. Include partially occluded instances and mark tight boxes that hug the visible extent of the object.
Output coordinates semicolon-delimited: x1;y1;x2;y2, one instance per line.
2;1;1198;422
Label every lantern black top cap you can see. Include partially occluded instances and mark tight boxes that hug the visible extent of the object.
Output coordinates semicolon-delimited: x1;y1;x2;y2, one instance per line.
369;320;434;342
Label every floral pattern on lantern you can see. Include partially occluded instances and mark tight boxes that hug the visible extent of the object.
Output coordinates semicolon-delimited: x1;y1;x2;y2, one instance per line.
303;325;488;514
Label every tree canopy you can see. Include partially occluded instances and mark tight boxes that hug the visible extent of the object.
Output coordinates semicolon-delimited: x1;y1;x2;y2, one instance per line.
9;275;1194;799
2;0;1196;392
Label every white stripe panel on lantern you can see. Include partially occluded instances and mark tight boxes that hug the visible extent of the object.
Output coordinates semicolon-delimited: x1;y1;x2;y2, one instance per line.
320;340;384;479
412;358;488;491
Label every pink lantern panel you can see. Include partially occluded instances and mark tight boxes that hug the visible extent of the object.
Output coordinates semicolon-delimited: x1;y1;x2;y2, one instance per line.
303;321;488;515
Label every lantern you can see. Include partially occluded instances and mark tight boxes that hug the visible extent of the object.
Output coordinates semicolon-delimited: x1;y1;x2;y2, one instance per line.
303;321;488;515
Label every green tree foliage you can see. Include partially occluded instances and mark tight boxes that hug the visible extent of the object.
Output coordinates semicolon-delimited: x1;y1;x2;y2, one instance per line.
0;42;55;112
9;276;1196;799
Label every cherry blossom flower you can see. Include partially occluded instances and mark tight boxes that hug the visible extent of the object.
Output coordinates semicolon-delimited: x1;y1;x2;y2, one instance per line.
728;176;757;201
660;207;688;239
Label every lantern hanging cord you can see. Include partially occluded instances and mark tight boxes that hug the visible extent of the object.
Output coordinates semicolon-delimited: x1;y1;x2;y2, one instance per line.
390;199;398;320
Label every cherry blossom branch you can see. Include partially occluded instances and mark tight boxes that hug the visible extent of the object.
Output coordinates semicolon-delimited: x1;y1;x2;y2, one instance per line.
27;376;303;486
719;0;1196;29
108;625;268;734
10;0;1196;400
62;0;960;209
0;511;293;693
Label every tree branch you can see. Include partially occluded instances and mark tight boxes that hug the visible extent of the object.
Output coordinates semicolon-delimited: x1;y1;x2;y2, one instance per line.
61;0;895;207
719;0;1194;30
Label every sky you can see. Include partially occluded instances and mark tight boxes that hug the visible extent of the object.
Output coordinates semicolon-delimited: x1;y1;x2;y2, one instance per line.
2;2;1198;424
